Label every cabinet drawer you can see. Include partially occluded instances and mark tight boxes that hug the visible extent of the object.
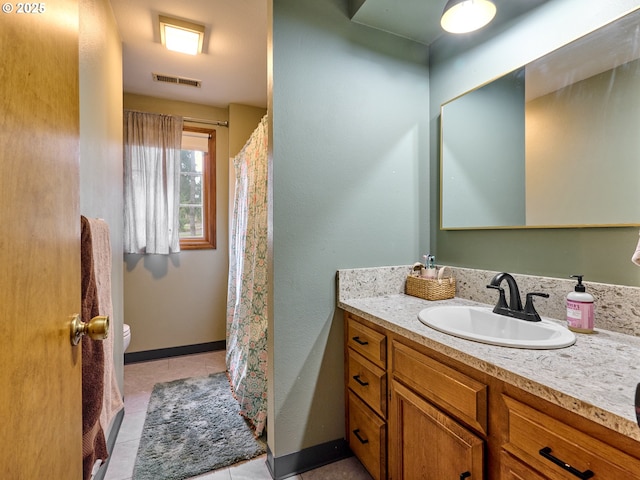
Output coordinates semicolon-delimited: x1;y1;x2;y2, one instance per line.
347;349;387;418
503;395;640;479
348;390;386;480
391;340;487;434
347;314;386;368
500;451;546;480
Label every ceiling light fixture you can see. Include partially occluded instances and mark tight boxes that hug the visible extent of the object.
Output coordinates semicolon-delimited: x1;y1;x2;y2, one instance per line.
159;15;205;55
441;0;497;34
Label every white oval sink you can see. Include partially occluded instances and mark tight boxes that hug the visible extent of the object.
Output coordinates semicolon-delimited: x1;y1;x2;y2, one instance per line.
418;305;576;349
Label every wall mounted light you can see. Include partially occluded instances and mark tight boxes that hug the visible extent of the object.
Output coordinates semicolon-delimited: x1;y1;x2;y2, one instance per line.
441;0;497;34
159;15;205;55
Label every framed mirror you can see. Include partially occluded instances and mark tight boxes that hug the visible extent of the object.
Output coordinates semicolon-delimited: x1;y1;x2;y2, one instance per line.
440;8;640;230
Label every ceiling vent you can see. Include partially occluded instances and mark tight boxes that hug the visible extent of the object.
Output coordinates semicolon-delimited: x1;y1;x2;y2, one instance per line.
152;73;202;88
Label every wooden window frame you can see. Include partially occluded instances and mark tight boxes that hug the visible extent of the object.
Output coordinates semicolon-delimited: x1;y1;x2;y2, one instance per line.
180;126;216;250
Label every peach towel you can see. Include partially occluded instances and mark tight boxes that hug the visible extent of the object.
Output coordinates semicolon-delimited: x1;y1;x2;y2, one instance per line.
81;216;108;479
86;218;124;434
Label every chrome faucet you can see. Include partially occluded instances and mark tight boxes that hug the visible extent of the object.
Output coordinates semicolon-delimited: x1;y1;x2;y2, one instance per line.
486;272;549;322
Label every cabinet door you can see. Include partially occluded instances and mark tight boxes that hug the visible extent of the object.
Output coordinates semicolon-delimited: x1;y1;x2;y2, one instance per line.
389;380;484;480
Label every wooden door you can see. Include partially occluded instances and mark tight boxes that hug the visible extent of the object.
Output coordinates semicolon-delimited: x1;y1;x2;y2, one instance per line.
389;380;484;480
0;1;82;478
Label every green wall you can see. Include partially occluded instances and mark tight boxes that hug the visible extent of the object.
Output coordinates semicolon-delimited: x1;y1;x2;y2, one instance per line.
442;71;525;228
430;0;640;287
269;0;429;460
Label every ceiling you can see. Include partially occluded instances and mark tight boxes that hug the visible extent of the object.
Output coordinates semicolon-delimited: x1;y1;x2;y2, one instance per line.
109;0;548;109
109;0;269;108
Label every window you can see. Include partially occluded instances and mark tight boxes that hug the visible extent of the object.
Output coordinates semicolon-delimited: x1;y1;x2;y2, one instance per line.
179;126;216;249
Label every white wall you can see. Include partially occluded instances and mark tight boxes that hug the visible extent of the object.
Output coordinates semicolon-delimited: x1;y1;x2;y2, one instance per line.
79;0;124;392
269;0;430;460
122;95;230;352
121;96;267;353
229;104;267;158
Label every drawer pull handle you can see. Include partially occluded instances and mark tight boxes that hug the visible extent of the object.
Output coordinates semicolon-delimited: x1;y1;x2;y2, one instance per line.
353;375;369;387
460;472;471;480
539;447;594;479
352;336;369;346
353;429;369;444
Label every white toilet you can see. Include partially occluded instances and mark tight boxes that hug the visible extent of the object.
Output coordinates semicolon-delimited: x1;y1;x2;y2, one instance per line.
123;324;131;352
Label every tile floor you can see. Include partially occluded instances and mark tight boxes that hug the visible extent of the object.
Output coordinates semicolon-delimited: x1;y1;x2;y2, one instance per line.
104;351;372;480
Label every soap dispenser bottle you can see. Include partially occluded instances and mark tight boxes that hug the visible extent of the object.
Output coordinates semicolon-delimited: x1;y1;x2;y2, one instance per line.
566;275;594;333
423;255;437;278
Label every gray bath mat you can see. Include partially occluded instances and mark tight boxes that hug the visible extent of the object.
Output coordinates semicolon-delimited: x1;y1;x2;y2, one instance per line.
132;372;266;480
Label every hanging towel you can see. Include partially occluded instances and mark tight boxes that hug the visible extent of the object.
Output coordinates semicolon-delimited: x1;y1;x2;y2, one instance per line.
633;229;640;267
81;216;108;479
86;217;124;434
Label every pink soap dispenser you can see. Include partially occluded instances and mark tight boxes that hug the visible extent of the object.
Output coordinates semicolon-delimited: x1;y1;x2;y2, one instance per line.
566;274;595;333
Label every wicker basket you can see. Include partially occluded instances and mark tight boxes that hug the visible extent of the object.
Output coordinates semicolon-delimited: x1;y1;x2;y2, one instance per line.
405;266;456;301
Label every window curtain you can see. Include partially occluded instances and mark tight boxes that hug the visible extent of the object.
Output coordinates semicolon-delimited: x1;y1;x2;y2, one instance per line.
123;110;183;254
226;115;268;437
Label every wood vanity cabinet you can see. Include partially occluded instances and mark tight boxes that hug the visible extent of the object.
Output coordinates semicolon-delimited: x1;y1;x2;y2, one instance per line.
500;394;640;479
345;312;388;480
500;451;547;480
388;340;487;480
344;312;640;480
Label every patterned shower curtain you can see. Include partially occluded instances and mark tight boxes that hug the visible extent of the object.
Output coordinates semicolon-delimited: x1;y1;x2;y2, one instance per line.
226;115;268;437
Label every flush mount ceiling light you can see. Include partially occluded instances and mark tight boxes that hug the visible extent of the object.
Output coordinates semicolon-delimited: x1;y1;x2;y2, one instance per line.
441;0;497;34
159;15;205;55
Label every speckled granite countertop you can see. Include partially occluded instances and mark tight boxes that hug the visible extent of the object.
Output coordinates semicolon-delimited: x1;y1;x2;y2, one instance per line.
337;268;640;443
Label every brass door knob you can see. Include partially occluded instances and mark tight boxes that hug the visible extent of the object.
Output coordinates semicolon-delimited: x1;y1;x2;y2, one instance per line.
70;314;109;346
